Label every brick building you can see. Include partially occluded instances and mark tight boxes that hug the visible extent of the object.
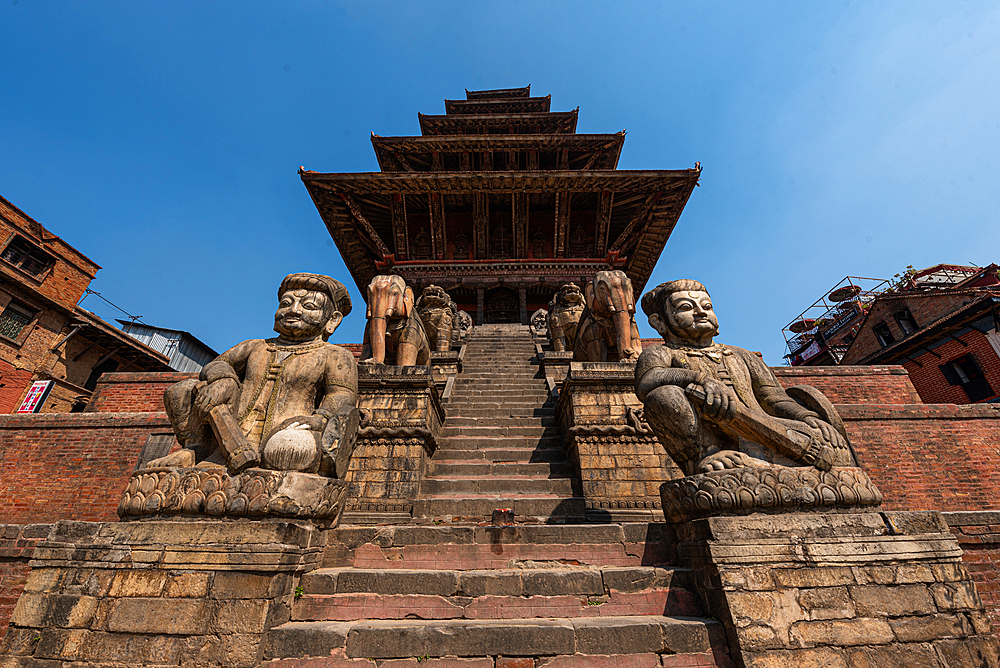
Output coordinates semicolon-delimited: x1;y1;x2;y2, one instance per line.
0;195;171;413
837;264;1000;404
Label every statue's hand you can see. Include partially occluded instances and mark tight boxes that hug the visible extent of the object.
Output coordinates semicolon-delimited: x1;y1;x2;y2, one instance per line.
688;378;736;423
193;378;238;416
696;450;759;472
803;416;846;451
274;414;326;433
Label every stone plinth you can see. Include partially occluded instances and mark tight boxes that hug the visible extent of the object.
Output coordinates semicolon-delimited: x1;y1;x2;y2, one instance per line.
675;511;999;667
0;519;324;667
117;468;349;523
345;364;444;523
556;361;684;522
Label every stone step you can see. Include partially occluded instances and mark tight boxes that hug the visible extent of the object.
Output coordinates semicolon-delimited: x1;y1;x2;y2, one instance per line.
446;408;555;418
263;616;726;662
434;435;564;449
426;461;574;477
446;416;559;428
421;477;578;496
440;425;559;438
413;495;586;520
431;448;566;463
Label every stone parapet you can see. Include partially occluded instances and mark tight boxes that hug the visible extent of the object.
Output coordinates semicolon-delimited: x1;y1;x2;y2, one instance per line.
556;361;683;522
676;510;999;667
345;365;444;523
85;371;197;413
0;519;325;667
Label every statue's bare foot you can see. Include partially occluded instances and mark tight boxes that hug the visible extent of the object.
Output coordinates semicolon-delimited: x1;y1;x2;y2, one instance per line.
696;450;762;473
146;448;197;469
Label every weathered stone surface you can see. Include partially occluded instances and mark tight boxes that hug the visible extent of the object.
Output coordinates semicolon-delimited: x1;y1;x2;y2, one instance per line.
571;617;663;655
789;618;895;647
843;644;939;668
459;572;521;597
746;648;847;668
798;586;854;620
522;570;603;597
262;621;351;659
103;597;211;635
215;599;271;634
345;619;576;658
930;580;982;611
849;584;935;617
213;572;287;599
887;613;970;642
9;593;97;629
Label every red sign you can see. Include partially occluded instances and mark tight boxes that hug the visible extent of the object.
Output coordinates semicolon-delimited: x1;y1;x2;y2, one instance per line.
17;380;53;413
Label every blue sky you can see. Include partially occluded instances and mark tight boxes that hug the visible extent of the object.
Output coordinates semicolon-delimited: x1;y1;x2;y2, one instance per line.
3;1;997;364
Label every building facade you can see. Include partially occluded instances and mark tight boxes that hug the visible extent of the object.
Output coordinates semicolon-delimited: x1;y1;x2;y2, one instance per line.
0;195;171;413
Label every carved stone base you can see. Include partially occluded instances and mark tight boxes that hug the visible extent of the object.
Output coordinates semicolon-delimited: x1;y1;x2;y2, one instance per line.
659;465;882;523
117;467;348;523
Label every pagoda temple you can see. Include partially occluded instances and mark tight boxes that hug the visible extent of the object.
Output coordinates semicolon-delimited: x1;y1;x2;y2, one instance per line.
301;85;701;324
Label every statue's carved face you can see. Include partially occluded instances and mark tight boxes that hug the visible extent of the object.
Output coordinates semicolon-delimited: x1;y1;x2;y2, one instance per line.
557;284;584;306
655;290;719;343
274;289;339;341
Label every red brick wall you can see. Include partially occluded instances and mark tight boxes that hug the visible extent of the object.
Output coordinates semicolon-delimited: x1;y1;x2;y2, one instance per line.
0;524;50;639
0;361;33;414
903;331;1000;404
774;365;921;404
0;412;171;524
85;371;196;413
840;403;1000;512
943;511;1000;629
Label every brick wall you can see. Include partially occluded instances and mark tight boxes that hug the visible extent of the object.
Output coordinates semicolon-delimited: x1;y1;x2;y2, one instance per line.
85;371;196;413
943;511;1000;629
774;365;921;404
903;331;1000;404
0;524;50;639
841;403;1000;512
0;360;33;415
0;412;172;524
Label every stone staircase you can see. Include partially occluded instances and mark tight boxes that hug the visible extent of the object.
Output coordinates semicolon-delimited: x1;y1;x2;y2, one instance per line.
415;324;584;522
261;325;733;666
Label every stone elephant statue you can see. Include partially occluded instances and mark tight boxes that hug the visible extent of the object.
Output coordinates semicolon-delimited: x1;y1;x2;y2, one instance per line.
573;270;643;362
546;283;586;352
415;284;458;352
361;275;431;366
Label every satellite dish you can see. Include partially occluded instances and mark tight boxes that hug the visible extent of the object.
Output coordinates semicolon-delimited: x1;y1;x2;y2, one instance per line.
829;285;862;302
788;318;816;333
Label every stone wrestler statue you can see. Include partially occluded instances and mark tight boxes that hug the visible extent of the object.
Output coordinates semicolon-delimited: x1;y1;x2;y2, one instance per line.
635;279;850;477
147;273;359;477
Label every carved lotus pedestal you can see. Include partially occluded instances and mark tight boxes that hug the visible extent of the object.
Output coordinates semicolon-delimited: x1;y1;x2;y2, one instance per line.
659;465;883;523
118;467;349;524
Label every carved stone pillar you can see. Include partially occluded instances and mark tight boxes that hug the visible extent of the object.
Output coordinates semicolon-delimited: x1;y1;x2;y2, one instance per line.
518;287;528;325
476;288;485;325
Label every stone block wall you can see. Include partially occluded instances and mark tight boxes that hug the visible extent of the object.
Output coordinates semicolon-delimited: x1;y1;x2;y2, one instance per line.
0;412;172;524
945;511;1000;630
840;404;1000;512
0;524;50;639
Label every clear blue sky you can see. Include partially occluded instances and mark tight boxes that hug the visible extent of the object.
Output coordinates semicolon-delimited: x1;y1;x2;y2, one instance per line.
3;1;997;364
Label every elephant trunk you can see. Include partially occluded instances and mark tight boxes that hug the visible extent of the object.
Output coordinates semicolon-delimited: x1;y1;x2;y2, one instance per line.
368;317;387;364
612;310;634;360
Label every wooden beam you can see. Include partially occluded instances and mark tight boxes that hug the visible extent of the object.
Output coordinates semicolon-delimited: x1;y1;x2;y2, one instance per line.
507;150;517;170
393;151;415;172
50;325;82;352
338;192;391;257
460;151;471;171
432;151;442;171
582;149;602;170
610;191;662;253
528;150;538;170
554;190;571;258
559;149;569;169
474;192;488;259
390;192;408;261
94;347;122;368
595;191;613;255
483;151;493;171
429;192;445;260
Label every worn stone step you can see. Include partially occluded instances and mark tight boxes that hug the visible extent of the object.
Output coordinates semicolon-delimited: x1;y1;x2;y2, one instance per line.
263;616;725;660
444;402;553;413
447;408;555;418
440;425;560;438
413;496;586;520
431;448;566;463
446;416;559;428
421;477;577;496
426;461;574;477
435;435;564;449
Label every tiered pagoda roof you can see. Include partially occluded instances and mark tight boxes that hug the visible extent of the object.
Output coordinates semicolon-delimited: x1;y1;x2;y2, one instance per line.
302;86;700;323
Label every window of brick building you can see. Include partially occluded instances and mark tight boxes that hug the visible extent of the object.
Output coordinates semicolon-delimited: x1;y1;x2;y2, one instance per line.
1;236;55;278
894;308;919;335
873;322;895;348
0;301;36;341
939;354;995;402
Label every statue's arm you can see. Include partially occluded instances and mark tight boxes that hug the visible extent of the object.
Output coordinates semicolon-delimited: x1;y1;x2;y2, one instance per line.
317;346;359;418
742;349;818;422
193;339;258;414
634;347;703;402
